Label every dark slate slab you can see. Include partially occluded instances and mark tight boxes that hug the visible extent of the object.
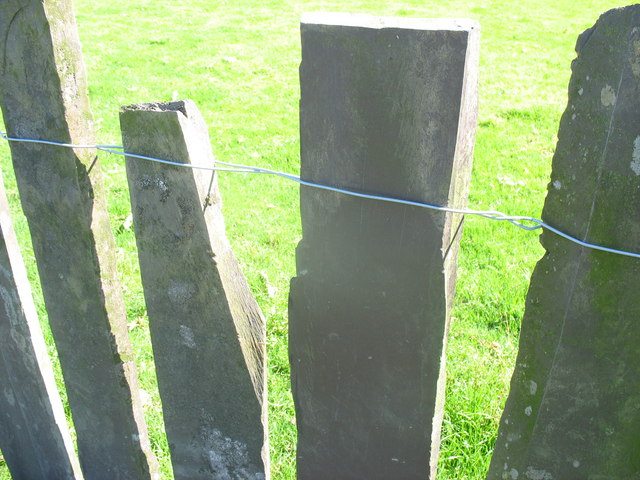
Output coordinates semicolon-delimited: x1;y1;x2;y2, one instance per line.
289;13;479;480
120;100;268;480
0;2;158;478
0;173;82;480
487;6;640;480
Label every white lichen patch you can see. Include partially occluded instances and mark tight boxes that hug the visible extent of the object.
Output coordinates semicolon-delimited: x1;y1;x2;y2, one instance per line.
528;380;538;394
168;280;196;305
201;428;263;479
4;387;15;407
578;88;584;96
552;180;562;190
525;406;533;416
631;136;640;176
137;174;170;201
503;468;519;479
572;460;580;468
525;467;553;480
179;325;196;349
601;85;616;107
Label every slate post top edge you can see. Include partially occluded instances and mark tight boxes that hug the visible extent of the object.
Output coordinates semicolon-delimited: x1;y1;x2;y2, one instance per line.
301;12;479;33
119;99;197;117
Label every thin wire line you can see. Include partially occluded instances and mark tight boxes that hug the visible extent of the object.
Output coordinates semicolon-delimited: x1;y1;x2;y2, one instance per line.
0;130;122;150
2;130;639;260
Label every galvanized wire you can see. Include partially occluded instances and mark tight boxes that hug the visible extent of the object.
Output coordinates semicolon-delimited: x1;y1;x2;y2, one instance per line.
2;130;639;259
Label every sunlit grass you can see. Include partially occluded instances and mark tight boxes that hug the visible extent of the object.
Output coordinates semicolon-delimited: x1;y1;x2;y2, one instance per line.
0;1;629;479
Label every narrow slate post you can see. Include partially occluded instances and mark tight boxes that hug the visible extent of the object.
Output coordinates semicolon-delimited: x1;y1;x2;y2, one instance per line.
289;13;479;480
487;6;640;480
120;100;269;480
0;1;158;478
0;173;83;480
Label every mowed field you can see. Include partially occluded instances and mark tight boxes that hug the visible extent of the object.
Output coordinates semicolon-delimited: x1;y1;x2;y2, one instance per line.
0;1;629;479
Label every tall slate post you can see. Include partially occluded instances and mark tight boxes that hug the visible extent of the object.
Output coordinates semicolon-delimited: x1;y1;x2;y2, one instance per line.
120;100;269;480
0;1;158;478
487;6;640;480
289;13;479;480
0;172;83;480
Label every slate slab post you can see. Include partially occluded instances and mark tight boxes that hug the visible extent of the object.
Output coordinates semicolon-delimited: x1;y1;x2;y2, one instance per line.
487;6;640;480
0;1;158;478
120;100;269;480
289;13;479;480
0;173;83;480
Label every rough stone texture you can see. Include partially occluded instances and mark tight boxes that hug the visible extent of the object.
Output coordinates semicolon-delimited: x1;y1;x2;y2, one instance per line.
120;100;269;480
0;173;83;480
0;1;158;478
487;6;640;480
289;13;479;480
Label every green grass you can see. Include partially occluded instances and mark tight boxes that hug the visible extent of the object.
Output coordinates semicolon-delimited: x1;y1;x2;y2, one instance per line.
0;1;630;479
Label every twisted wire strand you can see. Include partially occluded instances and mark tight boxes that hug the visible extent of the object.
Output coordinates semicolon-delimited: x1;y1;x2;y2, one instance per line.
2;130;639;259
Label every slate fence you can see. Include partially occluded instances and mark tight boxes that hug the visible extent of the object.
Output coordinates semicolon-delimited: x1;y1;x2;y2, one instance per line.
1;3;639;480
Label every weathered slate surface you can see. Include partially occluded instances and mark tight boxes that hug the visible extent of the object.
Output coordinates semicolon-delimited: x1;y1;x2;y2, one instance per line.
0;173;83;480
289;13;479;480
487;6;640;480
0;1;158;478
120;100;269;480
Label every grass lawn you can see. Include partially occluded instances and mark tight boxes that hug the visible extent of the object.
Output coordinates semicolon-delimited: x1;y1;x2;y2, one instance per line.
0;0;630;479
